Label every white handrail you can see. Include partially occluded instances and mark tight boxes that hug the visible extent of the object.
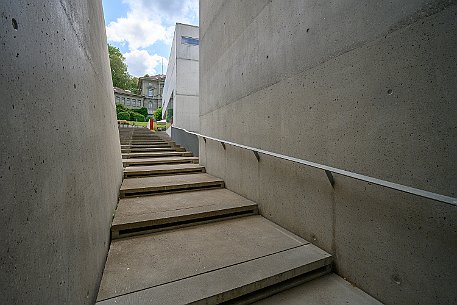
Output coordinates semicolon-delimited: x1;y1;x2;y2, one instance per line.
172;126;457;206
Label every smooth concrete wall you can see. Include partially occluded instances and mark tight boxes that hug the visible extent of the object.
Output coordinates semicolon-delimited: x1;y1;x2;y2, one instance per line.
199;1;457;304
0;1;123;304
163;23;200;131
171;127;199;157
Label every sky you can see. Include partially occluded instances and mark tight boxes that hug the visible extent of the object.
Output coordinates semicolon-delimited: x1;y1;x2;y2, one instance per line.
102;0;199;77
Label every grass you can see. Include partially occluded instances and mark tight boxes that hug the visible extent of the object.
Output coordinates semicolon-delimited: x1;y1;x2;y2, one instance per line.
127;121;148;127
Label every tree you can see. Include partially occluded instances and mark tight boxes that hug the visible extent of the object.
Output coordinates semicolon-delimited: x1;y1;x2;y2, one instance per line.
127;77;139;94
153;107;163;121
108;45;131;89
137;107;148;117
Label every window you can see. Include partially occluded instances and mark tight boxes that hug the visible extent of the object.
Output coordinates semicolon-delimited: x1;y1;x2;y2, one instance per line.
181;36;199;46
149;102;153;109
132;99;136;107
148;87;153;97
115;96;120;103
126;98;130;106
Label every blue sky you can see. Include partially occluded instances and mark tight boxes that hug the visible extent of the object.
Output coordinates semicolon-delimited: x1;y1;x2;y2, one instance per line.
102;0;198;77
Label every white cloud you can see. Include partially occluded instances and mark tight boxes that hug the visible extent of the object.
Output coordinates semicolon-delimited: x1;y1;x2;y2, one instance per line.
124;50;168;77
106;0;198;50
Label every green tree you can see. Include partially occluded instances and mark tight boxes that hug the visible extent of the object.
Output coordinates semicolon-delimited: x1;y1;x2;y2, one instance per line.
127;77;139;94
137;107;148;117
153;107;163;121
108;44;131;89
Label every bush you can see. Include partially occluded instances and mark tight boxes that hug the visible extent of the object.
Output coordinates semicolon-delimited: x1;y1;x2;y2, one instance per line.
137;107;148;117
117;111;130;120
153;107;162;122
130;112;145;122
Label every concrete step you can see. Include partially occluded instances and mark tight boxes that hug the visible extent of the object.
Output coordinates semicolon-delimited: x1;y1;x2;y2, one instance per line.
123;163;205;177
96;215;332;304
112;189;258;239
250;273;382;305
122;151;192;159
122;156;199;167
121;143;175;148
128;140;170;144
122;147;185;153
119;173;224;198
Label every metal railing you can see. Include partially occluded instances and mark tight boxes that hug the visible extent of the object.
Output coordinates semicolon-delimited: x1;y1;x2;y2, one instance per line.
172;126;456;206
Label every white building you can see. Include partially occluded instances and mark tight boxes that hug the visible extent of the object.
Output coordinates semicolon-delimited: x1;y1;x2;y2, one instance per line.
162;23;199;133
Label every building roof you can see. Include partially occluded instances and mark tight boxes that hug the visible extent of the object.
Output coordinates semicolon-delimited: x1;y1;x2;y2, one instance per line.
139;75;166;82
113;87;144;98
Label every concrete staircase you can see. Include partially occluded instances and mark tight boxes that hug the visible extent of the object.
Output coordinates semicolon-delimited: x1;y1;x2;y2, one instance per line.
96;128;382;305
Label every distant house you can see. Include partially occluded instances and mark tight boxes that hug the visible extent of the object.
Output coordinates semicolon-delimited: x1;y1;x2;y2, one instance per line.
113;87;145;111
138;75;166;115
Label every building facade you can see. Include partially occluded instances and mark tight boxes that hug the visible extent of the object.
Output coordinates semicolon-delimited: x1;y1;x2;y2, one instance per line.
113;87;144;110
162;23;199;132
138;75;165;115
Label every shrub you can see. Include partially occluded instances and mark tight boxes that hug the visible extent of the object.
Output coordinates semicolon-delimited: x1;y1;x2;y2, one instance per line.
153;107;162;122
131;112;145;122
137;107;149;117
117;111;130;120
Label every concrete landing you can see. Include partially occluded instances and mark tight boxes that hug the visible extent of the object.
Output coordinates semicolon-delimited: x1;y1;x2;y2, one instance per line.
251;274;382;305
112;188;258;239
119;173;224;197
96;216;332;304
122;151;192;159
122;156;198;166
123;163;205;177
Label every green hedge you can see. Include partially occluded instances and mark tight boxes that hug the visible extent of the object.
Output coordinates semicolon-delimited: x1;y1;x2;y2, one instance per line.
117;111;130;120
130;112;145;122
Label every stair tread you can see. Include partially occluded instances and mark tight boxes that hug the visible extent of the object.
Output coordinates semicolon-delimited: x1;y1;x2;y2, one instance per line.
123;163;204;174
122;151;190;158
251;273;383;305
112;188;257;228
96;215;331;302
120;173;223;192
122;156;198;166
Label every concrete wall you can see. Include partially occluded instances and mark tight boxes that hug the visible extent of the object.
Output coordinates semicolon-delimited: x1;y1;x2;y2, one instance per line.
162;23;200;132
0;1;123;304
199;1;457;304
171;127;199;157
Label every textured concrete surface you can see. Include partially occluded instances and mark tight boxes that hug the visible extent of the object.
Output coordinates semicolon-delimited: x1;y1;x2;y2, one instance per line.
253;274;383;305
0;1;122;304
112;189;258;233
171;126;200;156
97;215;331;301
97;245;331;305
199;1;457;304
119;173;224;197
122;151;192;159
123;163;205;177
122;156;198;166
162;23;200;132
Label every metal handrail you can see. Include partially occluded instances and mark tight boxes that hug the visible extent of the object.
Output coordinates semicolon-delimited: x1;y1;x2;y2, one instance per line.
172;126;457;206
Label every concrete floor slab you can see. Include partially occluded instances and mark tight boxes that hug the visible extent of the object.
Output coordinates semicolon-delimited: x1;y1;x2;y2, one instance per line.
251;274;382;305
122;156;198;166
112;189;258;238
123;163;205;177
97;216;328;302
119;173;224;197
122;151;192;159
